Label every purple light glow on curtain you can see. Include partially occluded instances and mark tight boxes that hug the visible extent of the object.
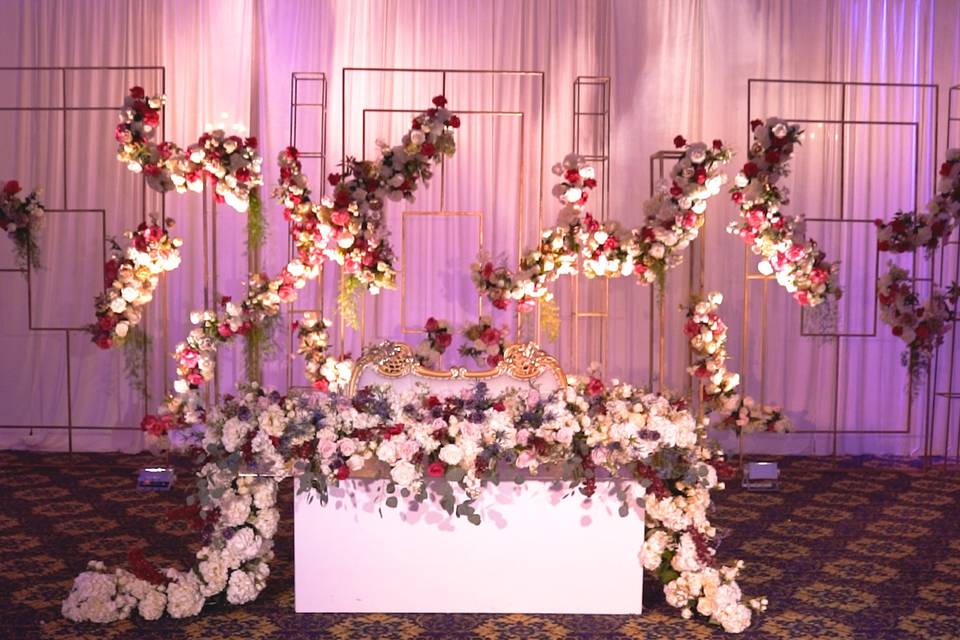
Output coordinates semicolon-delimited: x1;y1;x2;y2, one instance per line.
0;0;958;456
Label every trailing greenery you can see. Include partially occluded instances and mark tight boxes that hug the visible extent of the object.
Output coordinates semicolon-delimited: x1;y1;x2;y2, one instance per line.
245;187;267;255
122;326;151;396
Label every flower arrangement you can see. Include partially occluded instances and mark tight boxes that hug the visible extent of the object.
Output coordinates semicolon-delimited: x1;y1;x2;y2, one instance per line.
683;292;791;434
88;217;182;350
875;151;960;254
459;316;508;367
65;376;765;633
115;86;263;214
0;179;45;270
877;263;958;380
874;149;960;381
472;141;731;311
295;312;352;392
727;118;842;308
151;96;458;431
276;97;459;296
413;317;453;369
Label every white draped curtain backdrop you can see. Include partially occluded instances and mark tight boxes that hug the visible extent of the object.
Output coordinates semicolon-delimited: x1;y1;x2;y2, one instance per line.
0;0;958;456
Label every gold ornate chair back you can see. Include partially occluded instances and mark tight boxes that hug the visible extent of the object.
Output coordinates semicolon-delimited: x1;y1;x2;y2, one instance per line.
347;341;566;397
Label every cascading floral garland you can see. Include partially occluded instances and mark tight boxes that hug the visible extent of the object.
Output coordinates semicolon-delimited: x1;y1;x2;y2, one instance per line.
87;217;182;350
116;86;263;213
877;265;958;379
64;374;766;633
144;96;460;433
413;316;453;369
294;312;353;391
875;150;960;382
727;118;841;308
276;95;459;297
459;315;509;367
682;292;791;433
875;150;960;255
472;139;732;312
0;179;45;271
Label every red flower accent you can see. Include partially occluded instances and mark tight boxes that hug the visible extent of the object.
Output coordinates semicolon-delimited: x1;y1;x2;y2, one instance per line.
742;162;760;178
586;378;604;397
447;115;460;128
312;378;329;392
421;142;436;157
336;465;350;480
328;173;341;186
432;95;448;107
712;139;724;149
750;118;764;131
673;135;687;149
3;180;21;195
428;461;445;477
424;317;440;332
129;86;146;99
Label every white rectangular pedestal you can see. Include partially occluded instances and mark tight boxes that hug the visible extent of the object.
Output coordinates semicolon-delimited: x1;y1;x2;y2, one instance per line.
294;478;644;614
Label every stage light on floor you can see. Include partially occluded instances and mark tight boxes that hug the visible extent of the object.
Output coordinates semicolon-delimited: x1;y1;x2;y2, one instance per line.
137;467;176;491
742;461;779;491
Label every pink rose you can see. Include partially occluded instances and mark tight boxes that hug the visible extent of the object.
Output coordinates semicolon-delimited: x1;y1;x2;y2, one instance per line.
318;439;338;459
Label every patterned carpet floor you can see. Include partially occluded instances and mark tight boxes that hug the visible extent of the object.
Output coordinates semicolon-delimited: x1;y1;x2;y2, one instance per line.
1;451;959;639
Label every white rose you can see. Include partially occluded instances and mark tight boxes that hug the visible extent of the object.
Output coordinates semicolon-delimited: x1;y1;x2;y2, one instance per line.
390;460;417;487
438;443;463;465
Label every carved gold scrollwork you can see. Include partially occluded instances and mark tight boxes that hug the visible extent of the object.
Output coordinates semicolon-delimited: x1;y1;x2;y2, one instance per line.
347;341;566;397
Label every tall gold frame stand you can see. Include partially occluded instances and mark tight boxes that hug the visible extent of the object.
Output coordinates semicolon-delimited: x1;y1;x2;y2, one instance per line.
0;66;166;453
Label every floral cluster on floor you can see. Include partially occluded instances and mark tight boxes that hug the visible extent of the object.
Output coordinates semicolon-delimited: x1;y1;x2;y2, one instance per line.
63;375;766;633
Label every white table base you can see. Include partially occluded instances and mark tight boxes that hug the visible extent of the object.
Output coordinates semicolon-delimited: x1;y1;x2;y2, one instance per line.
294;478;644;614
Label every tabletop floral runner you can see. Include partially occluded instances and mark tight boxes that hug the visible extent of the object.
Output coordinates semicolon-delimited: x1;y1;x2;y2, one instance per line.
0;179;45;271
683;292;791;433
727;118;841;308
63;375;766;633
472;139;731;312
876;149;960;381
145;95;459;430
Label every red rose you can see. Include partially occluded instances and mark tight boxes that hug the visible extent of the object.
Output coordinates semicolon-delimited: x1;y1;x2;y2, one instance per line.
432;95;448;107
336;465;350;480
750;118;763;130
386;423;404;437
565;169;580;183
480;327;500;345
764;150;781;165
673;135;686;148
312;378;329;392
916;324;930;339
670;184;682;197
493;297;508;310
428;461;445;477
130;86;145;99
731;191;744;204
3;180;20;195
95;335;113;349
712;139;723;149
481;262;494;279
892;325;903;336
586;378;604;397
245;136;258;148
97;316;115;331
486;354;503;367
421;142;436;157
493;402;506;411
583;178;597;188
742;162;759;178
143;110;160;127
436;333;453;348
447;115;460;128
941;162;952;177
